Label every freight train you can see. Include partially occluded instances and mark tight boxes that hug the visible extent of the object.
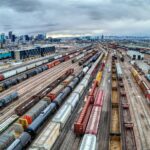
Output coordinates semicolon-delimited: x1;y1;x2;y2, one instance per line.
109;58;122;150
79;90;104;150
0;69;74;149
116;62;123;80
0;47;85;81
0;48;95;92
131;67;150;103
15;69;74;116
20;75;72;126
78;51;97;66
0;91;18;108
0;44;94;81
118;65;137;149
29;52;104;150
0;54;75;92
74;57;106;135
75;56;106;150
7;52;104;150
7;68;88;150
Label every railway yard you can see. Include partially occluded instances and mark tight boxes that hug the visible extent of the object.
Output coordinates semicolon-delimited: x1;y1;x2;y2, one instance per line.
0;43;150;150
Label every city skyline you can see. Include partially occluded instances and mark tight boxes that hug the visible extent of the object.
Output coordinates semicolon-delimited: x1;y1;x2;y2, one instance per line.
0;0;150;37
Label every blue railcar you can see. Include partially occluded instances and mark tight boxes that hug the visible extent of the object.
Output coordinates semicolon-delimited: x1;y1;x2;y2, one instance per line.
7;69;87;150
26;103;57;136
0;91;18;108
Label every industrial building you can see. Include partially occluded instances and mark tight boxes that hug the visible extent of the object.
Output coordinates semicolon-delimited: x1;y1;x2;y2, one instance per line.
0;46;55;60
13;46;55;60
0;51;12;60
127;50;144;60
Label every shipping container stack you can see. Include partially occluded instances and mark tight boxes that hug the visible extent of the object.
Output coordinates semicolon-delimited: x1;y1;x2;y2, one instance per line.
117;62;137;150
109;57;122;150
131;67;150;103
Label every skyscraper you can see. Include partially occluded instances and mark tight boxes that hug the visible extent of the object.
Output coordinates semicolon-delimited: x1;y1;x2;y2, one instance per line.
8;31;12;39
0;33;5;43
11;34;16;42
101;34;104;41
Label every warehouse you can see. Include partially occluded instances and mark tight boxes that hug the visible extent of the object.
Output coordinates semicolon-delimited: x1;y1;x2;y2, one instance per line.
13;46;55;60
0;51;12;60
127;50;144;60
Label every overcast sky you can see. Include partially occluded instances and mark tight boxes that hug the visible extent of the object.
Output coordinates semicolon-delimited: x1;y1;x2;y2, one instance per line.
0;0;150;37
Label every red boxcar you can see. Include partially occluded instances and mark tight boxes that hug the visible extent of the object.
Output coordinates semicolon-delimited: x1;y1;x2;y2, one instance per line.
88;80;98;103
54;60;60;66
47;62;55;69
74;97;92;135
85;106;101;135
0;74;4;81
94;90;104;107
100;62;105;71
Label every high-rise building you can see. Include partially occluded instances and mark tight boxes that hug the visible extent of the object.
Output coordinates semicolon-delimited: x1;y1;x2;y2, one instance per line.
8;31;12;39
36;34;46;40
24;35;30;41
0;33;5;43
101;34;104;41
11;34;16;42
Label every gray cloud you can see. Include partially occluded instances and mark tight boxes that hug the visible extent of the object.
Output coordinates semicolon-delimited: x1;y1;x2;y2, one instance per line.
0;0;150;36
0;0;42;12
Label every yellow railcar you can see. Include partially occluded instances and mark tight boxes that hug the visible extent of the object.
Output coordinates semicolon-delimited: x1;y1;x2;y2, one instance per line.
96;71;102;84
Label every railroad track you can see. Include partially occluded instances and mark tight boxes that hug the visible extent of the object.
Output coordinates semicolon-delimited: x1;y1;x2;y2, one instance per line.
123;62;150;150
52;54;106;150
51;84;91;150
0;60;78;98
51;66;98;150
0;61;81;122
96;56;111;150
0;60;72;97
